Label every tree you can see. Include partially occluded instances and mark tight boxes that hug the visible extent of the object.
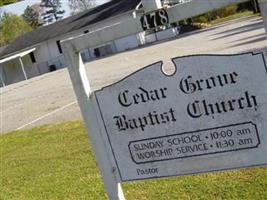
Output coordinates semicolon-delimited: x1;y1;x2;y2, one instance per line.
40;0;65;25
68;0;96;15
0;28;5;47
0;13;32;46
22;4;43;29
251;0;260;13
0;0;20;6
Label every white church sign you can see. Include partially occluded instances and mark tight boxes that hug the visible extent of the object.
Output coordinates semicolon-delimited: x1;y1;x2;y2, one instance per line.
93;53;267;181
62;0;267;198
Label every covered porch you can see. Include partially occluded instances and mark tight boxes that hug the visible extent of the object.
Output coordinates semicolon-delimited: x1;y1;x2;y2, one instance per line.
0;48;38;87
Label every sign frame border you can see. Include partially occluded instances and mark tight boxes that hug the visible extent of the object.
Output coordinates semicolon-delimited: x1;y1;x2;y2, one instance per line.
94;52;267;182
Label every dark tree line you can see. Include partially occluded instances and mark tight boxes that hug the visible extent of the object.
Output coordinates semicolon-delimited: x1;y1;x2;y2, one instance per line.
22;0;95;27
250;0;260;13
40;0;65;25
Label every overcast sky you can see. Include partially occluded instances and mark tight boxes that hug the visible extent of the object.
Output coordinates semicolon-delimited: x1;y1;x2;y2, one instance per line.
0;0;109;17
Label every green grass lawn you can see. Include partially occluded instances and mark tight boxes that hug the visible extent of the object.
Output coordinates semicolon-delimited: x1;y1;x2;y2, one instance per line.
1;121;266;200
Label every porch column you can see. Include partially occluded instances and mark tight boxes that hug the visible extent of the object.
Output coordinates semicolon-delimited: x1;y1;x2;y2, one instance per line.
0;64;5;87
19;57;28;80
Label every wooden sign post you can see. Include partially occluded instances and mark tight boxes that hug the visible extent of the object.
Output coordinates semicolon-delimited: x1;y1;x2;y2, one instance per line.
62;0;267;199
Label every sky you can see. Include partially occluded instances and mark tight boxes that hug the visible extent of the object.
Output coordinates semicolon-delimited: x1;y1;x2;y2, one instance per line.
0;0;109;17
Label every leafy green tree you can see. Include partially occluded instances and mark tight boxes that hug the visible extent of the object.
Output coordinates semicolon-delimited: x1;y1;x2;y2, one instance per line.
68;0;96;15
0;13;32;46
0;0;20;6
22;4;43;29
0;31;5;47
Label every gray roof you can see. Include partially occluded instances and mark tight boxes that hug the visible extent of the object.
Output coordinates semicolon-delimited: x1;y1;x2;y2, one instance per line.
0;0;140;59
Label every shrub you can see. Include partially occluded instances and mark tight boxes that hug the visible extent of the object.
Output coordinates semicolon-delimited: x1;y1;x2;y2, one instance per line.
192;4;238;23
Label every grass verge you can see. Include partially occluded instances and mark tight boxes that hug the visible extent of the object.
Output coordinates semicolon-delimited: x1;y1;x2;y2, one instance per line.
1;121;266;200
210;11;256;25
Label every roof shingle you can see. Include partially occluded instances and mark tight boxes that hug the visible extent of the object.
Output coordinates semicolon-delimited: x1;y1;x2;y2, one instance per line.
0;0;140;58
